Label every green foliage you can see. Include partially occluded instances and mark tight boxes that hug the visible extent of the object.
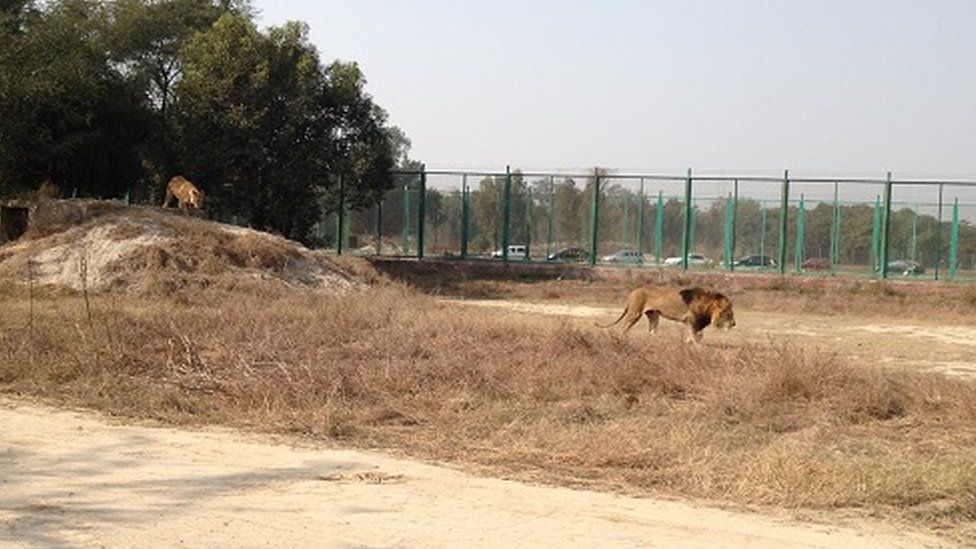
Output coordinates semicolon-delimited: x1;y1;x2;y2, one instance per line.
0;0;404;244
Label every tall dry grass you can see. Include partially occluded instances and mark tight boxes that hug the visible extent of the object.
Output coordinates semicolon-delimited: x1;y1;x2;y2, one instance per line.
1;282;975;530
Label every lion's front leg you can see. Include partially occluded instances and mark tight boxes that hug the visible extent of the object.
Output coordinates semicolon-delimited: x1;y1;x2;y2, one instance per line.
683;320;703;344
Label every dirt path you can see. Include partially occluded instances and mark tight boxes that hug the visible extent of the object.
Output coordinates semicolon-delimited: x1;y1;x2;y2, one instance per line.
0;399;954;548
450;299;976;379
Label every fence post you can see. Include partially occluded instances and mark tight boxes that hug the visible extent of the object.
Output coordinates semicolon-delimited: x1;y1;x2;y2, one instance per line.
879;172;893;279
935;184;944;280
460;174;469;259
335;173;345;255
546;175;554;258
795;194;805;273
910;204;918;262
723;193;733;269
417;164;426;259
375;196;383;256
588;170;601;266
525;186;532;260
502;166;512;262
760;204;766;262
871;196;880;274
830;182;839;272
402;178;410;255
777;170;790;275
730;179;738;271
681;169;692;271
621;194;629;249
950;197;959;280
655;190;663;265
636;178;645;258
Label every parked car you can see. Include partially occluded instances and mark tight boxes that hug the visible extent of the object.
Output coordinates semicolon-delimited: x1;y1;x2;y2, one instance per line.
664;253;713;267
733;254;777;268
491;245;530;260
547;246;588;262
601;249;644;264
887;259;925;276
801;257;831;271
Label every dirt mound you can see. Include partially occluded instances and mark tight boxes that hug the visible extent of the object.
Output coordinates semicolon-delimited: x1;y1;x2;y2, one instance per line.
0;202;367;295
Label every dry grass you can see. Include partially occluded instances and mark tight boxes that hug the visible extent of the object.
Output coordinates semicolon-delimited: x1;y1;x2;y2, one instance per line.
396;271;976;322
1;281;975;534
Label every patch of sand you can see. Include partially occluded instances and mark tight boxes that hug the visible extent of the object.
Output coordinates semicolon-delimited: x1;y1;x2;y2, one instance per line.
0;399;951;549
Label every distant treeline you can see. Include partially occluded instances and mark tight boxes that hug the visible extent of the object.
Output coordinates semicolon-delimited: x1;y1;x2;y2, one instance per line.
0;0;410;242
350;170;976;268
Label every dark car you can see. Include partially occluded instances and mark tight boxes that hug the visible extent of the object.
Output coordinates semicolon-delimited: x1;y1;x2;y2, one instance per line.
801;257;831;271
887;259;925;276
733;254;776;268
547;246;588;262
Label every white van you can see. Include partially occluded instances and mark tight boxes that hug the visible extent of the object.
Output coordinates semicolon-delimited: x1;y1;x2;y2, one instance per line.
491;245;529;260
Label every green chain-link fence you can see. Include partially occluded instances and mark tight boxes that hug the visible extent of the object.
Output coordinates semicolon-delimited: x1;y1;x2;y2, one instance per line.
336;168;976;281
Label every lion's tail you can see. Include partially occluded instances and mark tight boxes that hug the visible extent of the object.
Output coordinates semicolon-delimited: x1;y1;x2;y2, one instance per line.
595;308;628;329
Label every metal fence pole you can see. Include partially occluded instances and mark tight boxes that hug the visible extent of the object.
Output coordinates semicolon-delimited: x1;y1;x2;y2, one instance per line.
935;184;944;280
795;194;805;273
588;171;601;266
546;175;554;258
636;178;645;257
621;194;629;249
777;170;790;275
730;179;738;271
525;187;532;260
910;204;918;262
335;174;345;255
950;197;959;280
375;196;383;256
417;164;426;259
502;166;512;262
655;190;663;265
402;178;410;255
871;196;880;274
460;174;469;259
723;193;734;269
879;172;893;279
681;169;692;271
830;182;839;272
760;204;766;262
688;198;696;256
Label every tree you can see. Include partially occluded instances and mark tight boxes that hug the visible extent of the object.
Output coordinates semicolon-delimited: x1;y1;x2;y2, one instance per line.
0;0;405;245
171;14;398;241
0;0;148;198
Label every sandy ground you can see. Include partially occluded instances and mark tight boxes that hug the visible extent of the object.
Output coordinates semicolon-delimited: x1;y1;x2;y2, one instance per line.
0;399;955;549
450;300;976;379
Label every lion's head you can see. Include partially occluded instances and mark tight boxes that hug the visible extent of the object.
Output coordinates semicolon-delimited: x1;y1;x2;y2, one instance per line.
188;187;205;209
680;287;736;331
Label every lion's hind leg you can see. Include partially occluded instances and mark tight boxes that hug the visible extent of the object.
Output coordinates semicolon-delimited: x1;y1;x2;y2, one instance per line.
644;310;660;333
621;308;643;332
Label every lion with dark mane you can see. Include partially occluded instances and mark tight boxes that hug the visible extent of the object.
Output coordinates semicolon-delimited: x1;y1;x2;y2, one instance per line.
598;286;735;343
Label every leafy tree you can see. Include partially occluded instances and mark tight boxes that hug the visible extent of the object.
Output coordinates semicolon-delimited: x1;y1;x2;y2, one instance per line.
0;0;148;197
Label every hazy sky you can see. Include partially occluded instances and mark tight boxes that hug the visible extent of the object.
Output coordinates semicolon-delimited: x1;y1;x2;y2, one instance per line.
252;1;976;179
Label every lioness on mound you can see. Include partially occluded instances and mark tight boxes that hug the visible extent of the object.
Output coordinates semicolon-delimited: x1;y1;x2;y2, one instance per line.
162;175;205;213
599;286;735;343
